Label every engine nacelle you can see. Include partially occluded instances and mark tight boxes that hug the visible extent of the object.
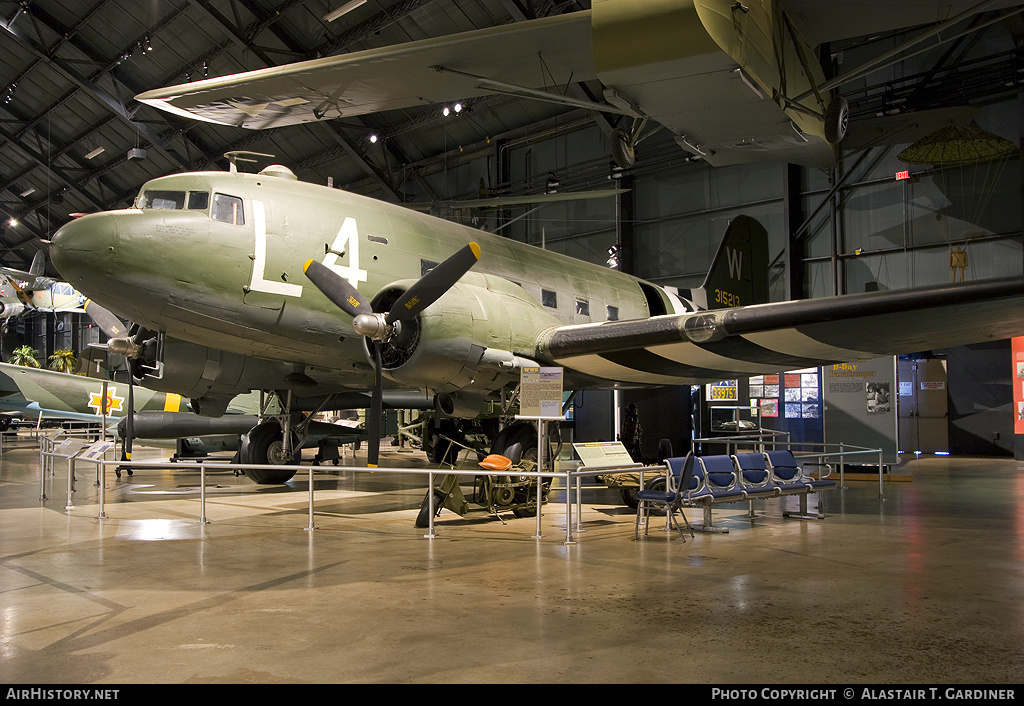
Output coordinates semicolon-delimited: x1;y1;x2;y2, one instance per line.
369;274;552;414
135;336;297;416
0;302;26;319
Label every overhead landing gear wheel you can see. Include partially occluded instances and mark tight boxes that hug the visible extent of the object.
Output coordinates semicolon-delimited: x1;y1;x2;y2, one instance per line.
610;127;636;170
240;420;300;484
824;96;849;145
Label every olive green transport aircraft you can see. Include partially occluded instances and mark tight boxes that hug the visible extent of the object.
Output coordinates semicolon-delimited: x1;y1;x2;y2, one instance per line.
41;0;1024;519
48;161;1024;485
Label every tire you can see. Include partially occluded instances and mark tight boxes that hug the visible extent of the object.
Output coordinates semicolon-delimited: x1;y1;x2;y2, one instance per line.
240;421;299;484
415;489;447;528
620;486;640;509
610;127;636;170
824;96;849;145
489;421;537;463
644;476;667;493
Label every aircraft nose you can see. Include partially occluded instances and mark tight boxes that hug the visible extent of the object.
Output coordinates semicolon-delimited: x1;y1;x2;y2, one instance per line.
49;213;118;293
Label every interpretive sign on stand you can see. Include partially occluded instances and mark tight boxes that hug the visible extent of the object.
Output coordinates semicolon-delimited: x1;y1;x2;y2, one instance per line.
520;366;563;418
572;440;636;468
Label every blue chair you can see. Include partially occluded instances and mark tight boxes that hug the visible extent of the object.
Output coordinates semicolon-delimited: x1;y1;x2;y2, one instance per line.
733;452;779;498
634;452;695;541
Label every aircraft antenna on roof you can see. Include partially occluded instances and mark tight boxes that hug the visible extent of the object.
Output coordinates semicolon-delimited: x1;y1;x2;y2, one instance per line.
224;151;276;173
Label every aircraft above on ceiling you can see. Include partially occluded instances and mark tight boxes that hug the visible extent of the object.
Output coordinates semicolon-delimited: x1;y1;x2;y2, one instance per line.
134;0;1024;169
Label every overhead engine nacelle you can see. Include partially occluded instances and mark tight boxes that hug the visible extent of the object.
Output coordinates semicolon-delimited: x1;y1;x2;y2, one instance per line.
367;274;551;414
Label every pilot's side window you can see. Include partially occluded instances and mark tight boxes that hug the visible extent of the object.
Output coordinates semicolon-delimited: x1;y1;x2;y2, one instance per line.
188;192;210;210
212;193;245;225
143;190;185;209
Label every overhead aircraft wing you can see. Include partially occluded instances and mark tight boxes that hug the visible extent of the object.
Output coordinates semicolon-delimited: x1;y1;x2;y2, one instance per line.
538;276;1024;385
135;11;603;129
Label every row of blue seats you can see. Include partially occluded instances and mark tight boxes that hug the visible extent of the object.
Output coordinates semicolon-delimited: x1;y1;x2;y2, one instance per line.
665;449;837;533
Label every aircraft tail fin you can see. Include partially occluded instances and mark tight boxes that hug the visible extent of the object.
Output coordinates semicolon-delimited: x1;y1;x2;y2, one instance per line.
686;215;769;310
29;251;44;277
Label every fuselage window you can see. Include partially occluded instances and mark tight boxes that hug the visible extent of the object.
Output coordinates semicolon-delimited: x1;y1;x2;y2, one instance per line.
212;193;245;225
188;192;210;210
542;289;557;309
607;305;619;321
142;190;186;210
575;298;590;316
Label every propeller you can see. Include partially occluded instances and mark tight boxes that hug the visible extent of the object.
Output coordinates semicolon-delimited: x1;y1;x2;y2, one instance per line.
83;299;157;466
304;241;481;467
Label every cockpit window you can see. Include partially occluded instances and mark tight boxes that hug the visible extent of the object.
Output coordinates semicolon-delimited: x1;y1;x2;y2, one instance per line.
141;190;186;210
212;193;245;225
187;192;210;210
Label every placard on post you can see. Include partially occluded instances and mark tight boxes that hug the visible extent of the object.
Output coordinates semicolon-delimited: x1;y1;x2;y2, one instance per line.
520;366;563;418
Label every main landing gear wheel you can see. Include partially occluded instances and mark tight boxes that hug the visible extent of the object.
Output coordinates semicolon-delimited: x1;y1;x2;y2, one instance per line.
240;420;300;484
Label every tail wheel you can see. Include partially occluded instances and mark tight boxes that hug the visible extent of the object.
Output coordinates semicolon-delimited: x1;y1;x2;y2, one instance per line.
415;489;448;528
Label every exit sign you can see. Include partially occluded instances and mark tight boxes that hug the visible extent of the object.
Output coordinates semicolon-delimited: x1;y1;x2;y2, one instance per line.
896;170;910;180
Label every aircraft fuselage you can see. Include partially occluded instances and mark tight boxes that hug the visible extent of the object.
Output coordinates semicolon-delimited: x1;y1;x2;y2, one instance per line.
50;167;685;403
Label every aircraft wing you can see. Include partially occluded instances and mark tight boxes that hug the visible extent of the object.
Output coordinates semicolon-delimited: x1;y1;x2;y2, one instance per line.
539;276;1024;385
135;11;602;129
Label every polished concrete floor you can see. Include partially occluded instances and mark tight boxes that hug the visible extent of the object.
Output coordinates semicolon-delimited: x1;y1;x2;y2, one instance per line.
1;435;1023;685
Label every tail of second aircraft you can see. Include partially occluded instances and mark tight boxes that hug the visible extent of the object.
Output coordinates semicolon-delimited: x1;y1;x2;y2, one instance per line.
683;215;769;310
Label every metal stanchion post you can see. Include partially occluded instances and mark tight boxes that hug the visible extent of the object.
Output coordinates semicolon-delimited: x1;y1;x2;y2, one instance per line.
564;463;575;545
575;472;584;534
39;443;47;501
878;449;885;500
424;471;436;539
306;464;317;531
98;460;106;520
198;464;210;525
64;457;75;510
839;442;845;486
534;424;545;539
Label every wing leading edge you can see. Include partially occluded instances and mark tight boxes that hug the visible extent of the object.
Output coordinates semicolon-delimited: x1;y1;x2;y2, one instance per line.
539;276;1024;385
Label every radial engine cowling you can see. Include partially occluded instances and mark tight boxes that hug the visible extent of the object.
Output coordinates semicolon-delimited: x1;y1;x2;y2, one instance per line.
367;275;546;411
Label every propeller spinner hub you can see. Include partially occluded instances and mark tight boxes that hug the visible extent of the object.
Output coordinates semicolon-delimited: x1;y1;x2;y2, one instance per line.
353;312;389;340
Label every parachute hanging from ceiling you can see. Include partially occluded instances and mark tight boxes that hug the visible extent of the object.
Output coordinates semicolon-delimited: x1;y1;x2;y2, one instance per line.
898;125;1019;282
897;124;1016;165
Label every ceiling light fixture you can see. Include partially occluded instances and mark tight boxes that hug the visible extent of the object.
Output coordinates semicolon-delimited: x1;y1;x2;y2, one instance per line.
84;146;105;160
19;188;34;198
323;0;367;23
